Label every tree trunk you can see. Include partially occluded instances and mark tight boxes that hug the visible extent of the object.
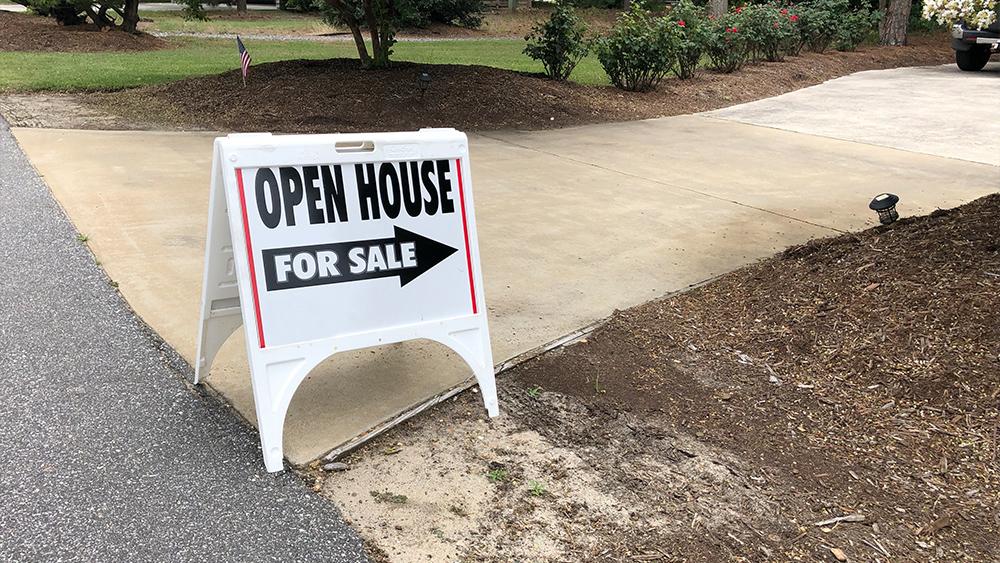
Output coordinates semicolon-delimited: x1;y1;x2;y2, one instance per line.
327;0;372;67
363;0;384;66
708;0;727;18
121;0;140;33
348;24;371;67
879;0;909;45
237;0;247;15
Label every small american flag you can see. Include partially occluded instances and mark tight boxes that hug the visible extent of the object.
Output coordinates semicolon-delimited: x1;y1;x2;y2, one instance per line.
236;36;251;87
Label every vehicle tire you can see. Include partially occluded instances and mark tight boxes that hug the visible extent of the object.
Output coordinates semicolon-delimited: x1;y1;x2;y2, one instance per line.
955;47;991;71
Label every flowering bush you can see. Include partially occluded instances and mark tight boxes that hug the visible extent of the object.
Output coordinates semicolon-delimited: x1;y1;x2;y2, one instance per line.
737;3;799;62
779;5;806;56
595;4;678;91
923;0;998;30
524;3;590;80
669;0;712;79
705;14;748;72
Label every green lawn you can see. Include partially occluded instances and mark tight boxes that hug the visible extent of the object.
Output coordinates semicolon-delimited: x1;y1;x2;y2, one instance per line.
0;37;611;91
138;9;337;35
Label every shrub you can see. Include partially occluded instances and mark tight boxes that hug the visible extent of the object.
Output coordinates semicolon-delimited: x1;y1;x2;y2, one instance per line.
321;0;485;39
796;0;844;53
280;0;322;12
27;0;141;29
669;0;711;79
401;0;486;28
27;0;87;25
736;3;797;62
834;6;875;51
705;14;747;72
178;0;208;21
782;4;806;56
524;3;590;80
595;4;678;91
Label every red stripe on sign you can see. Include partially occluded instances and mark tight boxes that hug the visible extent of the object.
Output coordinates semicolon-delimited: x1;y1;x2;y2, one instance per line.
455;158;478;315
235;168;266;348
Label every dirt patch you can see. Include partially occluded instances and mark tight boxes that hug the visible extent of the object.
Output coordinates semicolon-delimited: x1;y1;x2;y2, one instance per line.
314;195;1000;561
81;35;951;133
0;11;165;52
0;93;153;129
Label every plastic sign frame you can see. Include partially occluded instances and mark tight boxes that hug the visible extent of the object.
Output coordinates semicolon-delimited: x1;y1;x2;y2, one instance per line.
194;130;499;472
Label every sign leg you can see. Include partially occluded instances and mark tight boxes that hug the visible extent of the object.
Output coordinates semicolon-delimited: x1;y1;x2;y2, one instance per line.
441;327;499;418
195;147;242;384
475;364;500;418
250;368;287;473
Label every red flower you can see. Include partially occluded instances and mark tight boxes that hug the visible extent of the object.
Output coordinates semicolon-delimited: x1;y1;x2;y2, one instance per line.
678;19;686;27
789;14;799;22
735;6;743;13
780;8;788;14
773;21;780;27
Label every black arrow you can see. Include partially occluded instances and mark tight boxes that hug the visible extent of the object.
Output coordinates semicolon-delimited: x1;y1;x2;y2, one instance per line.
260;226;459;291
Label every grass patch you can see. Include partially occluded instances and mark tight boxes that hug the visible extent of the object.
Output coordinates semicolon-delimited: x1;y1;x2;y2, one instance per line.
139;9;337;35
0;36;610;92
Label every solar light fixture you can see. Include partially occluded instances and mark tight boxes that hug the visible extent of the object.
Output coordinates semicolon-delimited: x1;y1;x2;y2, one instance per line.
869;193;899;225
418;71;431;99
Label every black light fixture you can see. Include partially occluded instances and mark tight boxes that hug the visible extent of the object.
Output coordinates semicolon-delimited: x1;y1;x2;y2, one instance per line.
418;71;431;99
869;193;899;225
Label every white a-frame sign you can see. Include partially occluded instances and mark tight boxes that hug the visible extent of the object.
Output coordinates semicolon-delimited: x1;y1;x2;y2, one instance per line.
195;130;498;472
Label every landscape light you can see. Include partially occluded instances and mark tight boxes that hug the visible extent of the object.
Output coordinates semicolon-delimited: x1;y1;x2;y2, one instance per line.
418;72;431;99
869;193;899;225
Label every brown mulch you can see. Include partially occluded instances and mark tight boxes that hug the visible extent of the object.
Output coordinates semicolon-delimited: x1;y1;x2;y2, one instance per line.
507;194;1000;560
97;34;951;133
0;11;165;52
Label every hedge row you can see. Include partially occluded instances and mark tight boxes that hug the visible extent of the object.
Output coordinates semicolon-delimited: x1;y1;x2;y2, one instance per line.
525;0;878;91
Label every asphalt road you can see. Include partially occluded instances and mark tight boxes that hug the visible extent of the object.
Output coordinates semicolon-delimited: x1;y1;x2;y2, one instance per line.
0;118;367;561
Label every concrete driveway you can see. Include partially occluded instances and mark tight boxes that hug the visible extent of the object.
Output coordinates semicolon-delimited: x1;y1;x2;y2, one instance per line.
11;64;999;467
709;62;1000;165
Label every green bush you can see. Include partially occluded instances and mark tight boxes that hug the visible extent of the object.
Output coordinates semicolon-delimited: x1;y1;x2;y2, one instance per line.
524;3;590;80
595;4;677;91
27;0;88;24
736;3;797;62
320;0;485;30
27;0;140;29
178;0;208;21
796;0;844;53
279;0;321;12
406;0;486;28
669;0;711;79
834;5;875;51
783;4;806;56
705;13;747;72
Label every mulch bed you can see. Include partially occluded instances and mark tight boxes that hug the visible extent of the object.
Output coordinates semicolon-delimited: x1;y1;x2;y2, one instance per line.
0;11;165;52
505;194;1000;559
96;34;952;133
